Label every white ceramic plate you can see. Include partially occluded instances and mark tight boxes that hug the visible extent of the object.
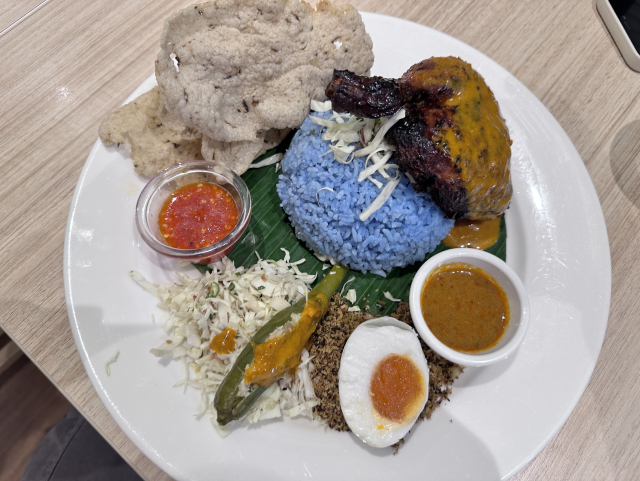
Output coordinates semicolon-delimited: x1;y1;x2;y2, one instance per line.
64;12;611;481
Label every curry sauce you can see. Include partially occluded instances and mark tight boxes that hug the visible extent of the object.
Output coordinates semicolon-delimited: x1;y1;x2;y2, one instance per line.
420;262;509;353
429;57;512;219
244;293;328;387
209;327;236;355
443;217;502;250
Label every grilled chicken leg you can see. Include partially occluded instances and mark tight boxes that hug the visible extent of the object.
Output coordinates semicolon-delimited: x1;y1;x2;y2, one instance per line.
326;57;512;220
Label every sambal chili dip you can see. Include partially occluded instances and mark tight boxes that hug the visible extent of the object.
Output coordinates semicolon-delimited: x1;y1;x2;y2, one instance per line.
420;262;509;353
159;182;238;249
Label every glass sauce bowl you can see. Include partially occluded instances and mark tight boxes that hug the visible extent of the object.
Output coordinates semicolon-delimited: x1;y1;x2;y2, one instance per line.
136;161;251;264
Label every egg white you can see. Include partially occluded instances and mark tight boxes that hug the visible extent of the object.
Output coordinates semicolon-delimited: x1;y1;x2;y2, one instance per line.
338;321;429;448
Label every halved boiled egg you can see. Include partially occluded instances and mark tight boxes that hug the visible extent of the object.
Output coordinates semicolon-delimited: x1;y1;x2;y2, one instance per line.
339;317;429;448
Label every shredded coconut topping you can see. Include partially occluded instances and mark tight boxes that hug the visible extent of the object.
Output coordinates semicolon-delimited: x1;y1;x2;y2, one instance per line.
249;153;284;169
384;291;402;303
309;101;406;219
345;289;357;304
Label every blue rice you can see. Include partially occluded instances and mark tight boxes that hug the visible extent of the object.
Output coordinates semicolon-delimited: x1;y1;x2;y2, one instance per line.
276;112;454;277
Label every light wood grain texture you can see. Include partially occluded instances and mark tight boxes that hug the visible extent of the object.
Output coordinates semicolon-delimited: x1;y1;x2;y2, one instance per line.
0;0;638;479
0;0;49;35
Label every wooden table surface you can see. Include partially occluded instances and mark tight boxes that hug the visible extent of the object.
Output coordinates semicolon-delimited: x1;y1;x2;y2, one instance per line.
1;0;638;479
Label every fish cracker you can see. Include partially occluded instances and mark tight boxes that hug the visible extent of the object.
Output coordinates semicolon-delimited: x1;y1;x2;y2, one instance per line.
155;0;374;143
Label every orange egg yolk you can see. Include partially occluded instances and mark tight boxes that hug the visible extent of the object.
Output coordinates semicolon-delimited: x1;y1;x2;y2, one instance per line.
369;354;425;422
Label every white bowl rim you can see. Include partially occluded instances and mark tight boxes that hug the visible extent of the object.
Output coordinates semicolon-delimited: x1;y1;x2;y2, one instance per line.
409;248;530;367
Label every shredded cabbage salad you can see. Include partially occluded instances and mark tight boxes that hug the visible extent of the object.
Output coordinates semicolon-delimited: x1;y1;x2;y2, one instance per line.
130;250;320;436
309;100;406;221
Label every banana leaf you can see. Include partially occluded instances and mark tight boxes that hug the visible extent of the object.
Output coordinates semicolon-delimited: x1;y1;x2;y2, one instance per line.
199;161;507;316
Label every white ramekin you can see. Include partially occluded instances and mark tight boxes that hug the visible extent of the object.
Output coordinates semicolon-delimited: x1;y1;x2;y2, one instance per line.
409;248;529;366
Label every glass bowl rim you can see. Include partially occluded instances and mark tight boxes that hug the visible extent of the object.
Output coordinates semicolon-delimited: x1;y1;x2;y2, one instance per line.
135;160;252;260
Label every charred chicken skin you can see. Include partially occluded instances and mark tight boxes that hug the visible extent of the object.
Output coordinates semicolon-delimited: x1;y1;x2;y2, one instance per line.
326;57;512;220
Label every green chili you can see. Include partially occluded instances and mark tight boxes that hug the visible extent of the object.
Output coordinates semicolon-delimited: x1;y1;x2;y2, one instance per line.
214;263;348;425
207;282;220;298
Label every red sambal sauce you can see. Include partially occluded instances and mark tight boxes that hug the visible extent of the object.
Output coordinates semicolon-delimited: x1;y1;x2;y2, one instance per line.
159;182;238;250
